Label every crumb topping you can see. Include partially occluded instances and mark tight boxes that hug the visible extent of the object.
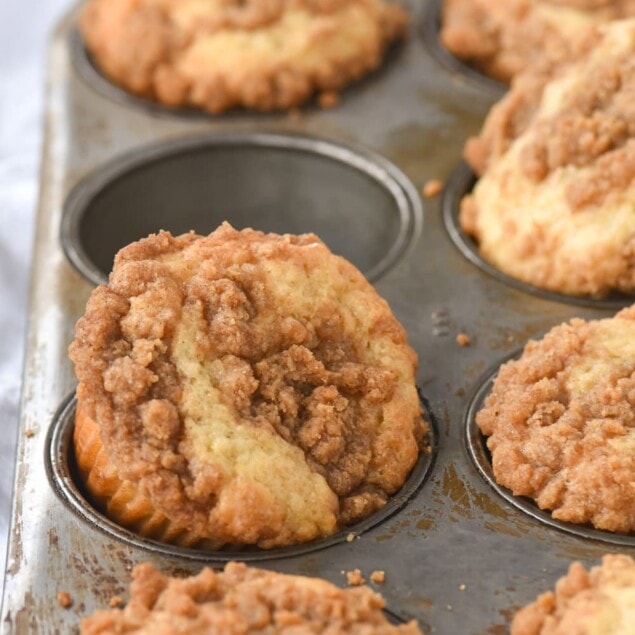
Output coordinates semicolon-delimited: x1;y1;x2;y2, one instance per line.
476;306;635;533
80;562;423;635
70;224;427;547
512;554;635;634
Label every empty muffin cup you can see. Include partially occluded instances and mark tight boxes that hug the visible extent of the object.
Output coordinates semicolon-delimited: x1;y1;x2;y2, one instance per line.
421;0;506;97
442;161;633;309
465;355;635;548
46;393;438;561
61;132;422;286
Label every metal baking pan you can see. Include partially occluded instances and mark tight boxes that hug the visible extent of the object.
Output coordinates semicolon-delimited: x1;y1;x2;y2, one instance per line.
2;1;633;633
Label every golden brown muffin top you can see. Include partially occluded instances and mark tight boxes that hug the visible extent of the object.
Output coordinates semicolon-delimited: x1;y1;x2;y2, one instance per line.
441;0;635;84
477;305;635;532
80;562;423;635
80;0;407;112
512;554;635;635
69;224;427;548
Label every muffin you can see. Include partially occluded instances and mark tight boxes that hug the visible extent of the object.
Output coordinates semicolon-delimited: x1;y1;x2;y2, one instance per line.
512;554;635;634
69;224;428;549
440;0;635;84
80;561;424;634
80;0;408;113
460;19;635;297
476;306;635;533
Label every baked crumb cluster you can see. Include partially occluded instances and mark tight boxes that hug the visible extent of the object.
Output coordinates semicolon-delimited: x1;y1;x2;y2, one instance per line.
80;0;408;112
441;0;635;83
512;554;635;634
460;19;635;297
80;562;423;635
70;224;427;548
477;306;635;533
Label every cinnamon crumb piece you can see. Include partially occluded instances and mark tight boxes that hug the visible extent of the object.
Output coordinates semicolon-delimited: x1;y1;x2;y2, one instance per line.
459;584;466;591
370;570;385;584
422;179;443;198
346;569;365;586
109;596;123;608
57;591;73;609
456;332;471;347
318;91;340;109
346;532;356;542
25;429;35;438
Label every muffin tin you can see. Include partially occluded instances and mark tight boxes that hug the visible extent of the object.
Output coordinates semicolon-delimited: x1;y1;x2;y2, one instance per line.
2;1;634;633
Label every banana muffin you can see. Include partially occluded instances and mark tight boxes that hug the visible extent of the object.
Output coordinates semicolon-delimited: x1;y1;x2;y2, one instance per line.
80;0;408;113
80;561;424;634
69;224;428;549
476;306;635;533
460;19;635;297
512;554;635;634
440;0;635;84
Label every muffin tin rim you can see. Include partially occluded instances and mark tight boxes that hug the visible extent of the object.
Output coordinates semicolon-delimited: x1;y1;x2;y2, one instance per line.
60;130;424;287
46;391;439;563
464;350;635;548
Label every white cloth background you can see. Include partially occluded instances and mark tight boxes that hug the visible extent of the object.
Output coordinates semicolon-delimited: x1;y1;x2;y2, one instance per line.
0;0;72;593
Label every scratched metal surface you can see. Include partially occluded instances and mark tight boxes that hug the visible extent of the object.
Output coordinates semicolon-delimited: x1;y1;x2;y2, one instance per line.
2;1;634;633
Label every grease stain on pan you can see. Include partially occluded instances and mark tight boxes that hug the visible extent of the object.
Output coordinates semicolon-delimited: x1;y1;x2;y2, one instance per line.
416;517;437;531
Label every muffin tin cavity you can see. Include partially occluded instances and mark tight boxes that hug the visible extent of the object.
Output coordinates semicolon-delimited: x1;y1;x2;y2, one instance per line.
442;161;634;309
61;133;422;287
465;356;635;548
46;394;438;563
421;0;506;98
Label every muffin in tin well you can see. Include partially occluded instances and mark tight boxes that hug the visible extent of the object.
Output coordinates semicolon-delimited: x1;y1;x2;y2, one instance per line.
80;0;408;113
460;19;635;298
69;224;428;549
476;306;635;534
80;561;424;634
440;0;635;84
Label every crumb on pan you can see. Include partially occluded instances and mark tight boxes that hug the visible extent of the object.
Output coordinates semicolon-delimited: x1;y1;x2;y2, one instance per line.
422;179;443;198
57;592;73;609
460;19;635;297
440;0;635;84
455;332;470;347
25;429;35;438
346;532;357;542
69;223;429;549
370;570;386;584
108;596;122;608
512;554;635;634
318;91;340;109
346;569;366;586
79;562;424;634
476;306;635;533
79;0;408;113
